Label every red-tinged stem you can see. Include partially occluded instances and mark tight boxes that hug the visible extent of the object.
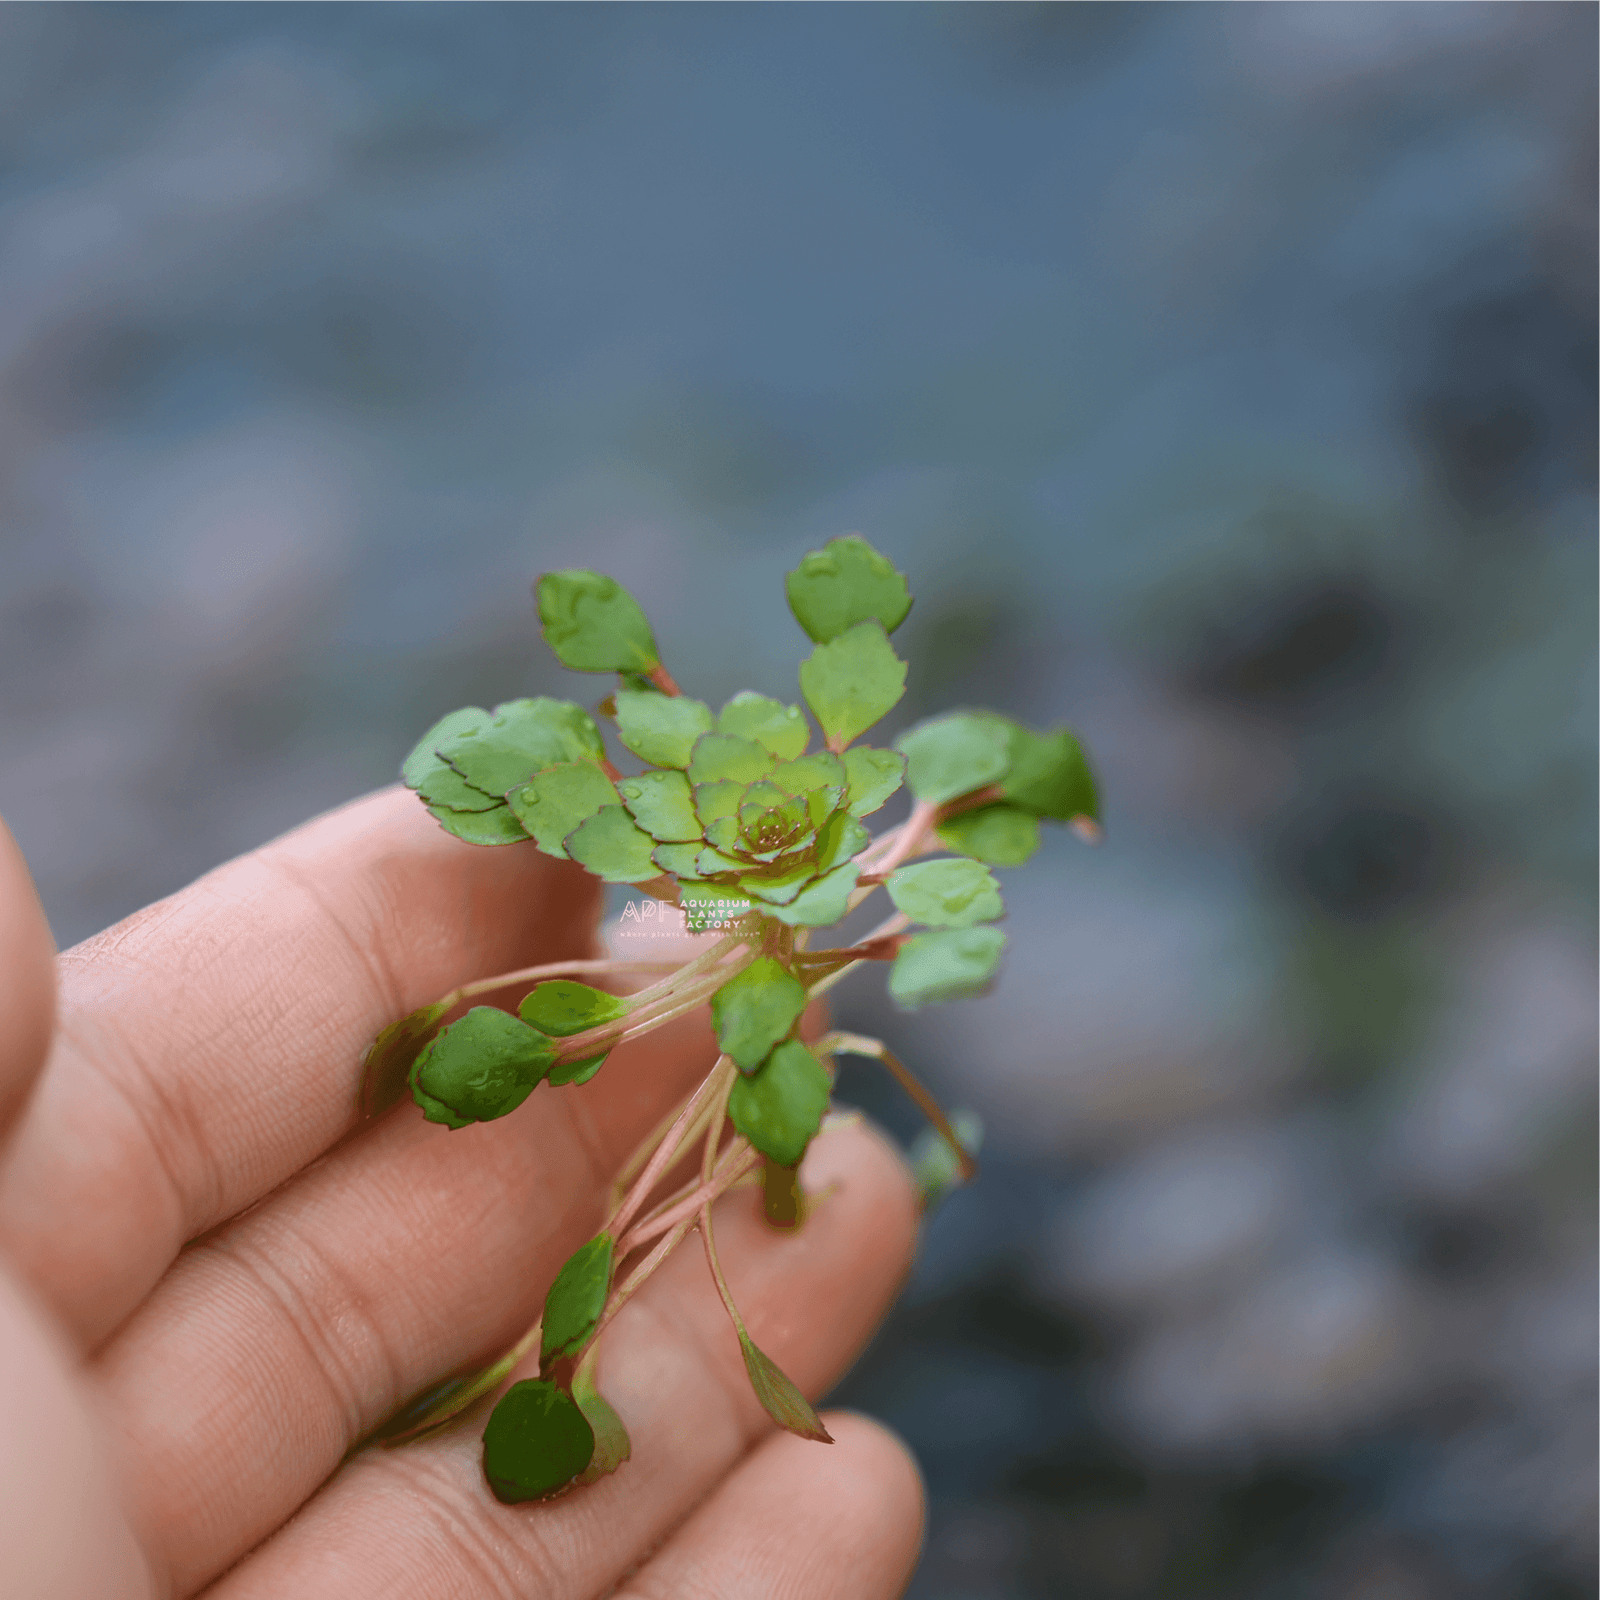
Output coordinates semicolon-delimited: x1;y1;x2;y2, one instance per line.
647;663;682;697
822;1032;977;1182
804;912;910;1000
869;799;940;876
584;1216;694;1351
617;1143;759;1260
936;783;1004;821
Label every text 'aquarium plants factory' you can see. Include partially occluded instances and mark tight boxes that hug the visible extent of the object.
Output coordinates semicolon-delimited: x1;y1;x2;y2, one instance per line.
359;535;1101;1504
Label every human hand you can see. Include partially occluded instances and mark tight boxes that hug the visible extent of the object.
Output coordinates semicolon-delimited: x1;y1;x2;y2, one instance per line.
0;789;923;1598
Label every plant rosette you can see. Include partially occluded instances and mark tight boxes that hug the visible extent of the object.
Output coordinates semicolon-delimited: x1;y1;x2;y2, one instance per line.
361;533;1101;1503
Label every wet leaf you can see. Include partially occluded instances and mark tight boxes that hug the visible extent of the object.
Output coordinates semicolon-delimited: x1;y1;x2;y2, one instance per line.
439;698;605;797
537;570;658;674
409;1006;556;1126
767;751;847;795
541;1234;615;1365
935;804;1040;866
798;620;907;751
572;1347;631;1483
739;1331;834;1442
888;926;1008;1008
895;711;1011;806
519;980;630;1037
728;1039;831;1166
687;733;776;786
843;746;905;817
565;806;663;883
401;705;489;789
711;956;807;1071
885;858;1004;928
360;1000;449;1120
425;803;531;847
617;768;701;841
482;1380;595;1503
416;763;502;812
547;1051;609;1087
508;761;619;859
766;861;861;927
718;692;810;760
785;534;912;644
1002;723;1100;823
614;688;715;769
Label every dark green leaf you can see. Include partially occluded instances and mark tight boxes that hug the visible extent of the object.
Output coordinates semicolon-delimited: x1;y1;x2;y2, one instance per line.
718;692;810;760
843;746;905;817
687;733;776;786
728;1039;831;1166
541;1234;614;1365
711;956;807;1071
785;534;912;644
888;926;1008;1008
402;705;489;789
766;862;861;927
738;1331;833;1442
439;698;605;797
519;980;630;1037
935;804;1041;865
537;570;659;674
425;803;532;847
617;768;702;841
507;760;619;859
409;1006;555;1126
572;1351;631;1483
565;806;663;883
547;1051;609;1087
360;1000;449;1120
482;1379;595;1503
1002;723;1100;823
737;859;817;905
895;711;1011;806
614;688;715;769
798;620;907;752
885;858;1004;928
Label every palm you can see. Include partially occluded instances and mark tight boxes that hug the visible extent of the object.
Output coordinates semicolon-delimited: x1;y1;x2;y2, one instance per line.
0;790;922;1599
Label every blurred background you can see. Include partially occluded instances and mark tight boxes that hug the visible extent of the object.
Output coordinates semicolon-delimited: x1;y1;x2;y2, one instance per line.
1;4;1594;1595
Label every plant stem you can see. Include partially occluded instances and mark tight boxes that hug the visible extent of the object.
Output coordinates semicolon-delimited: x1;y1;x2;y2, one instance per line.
584;1216;694;1351
616;1142;759;1260
803;912;910;1000
867;799;940;877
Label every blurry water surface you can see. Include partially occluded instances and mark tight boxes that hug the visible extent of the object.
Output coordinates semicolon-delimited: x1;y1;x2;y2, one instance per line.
1;5;1594;1597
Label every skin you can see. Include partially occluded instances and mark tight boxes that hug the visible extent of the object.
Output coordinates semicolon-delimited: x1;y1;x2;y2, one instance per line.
0;790;924;1599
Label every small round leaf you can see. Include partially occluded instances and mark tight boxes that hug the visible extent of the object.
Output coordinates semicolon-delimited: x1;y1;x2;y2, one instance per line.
482;1380;595;1503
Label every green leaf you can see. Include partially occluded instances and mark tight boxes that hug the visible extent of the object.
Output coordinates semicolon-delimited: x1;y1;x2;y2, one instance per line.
519;980;630;1037
785;534;912;643
895;711;1011;806
409;1006;556;1126
425;803;531;847
482;1379;595;1503
537;570;659;674
843;746;905;817
1002;723;1100;823
738;1331;833;1443
507;760;620;859
547;1051;609;1087
728;1039;831;1166
617;768;702;841
678;881;755;932
768;750;847;795
935;804;1041;866
885;858;1004;928
571;1348;631;1483
360;1000;449;1120
798;620;907;752
565;806;663;883
541;1234;614;1365
614;688;715;769
439;698;605;797
711;956;807;1071
812;810;870;874
652;841;705;877
738;859;818;905
416;765;501;813
693;778;746;828
765;862;862;927
687;733;776;786
401;705;489;789
909;1108;985;1209
718;692;810;760
888;926;1008;1009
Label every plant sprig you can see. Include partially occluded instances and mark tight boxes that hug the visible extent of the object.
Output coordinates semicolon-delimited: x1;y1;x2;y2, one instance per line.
364;532;1101;1503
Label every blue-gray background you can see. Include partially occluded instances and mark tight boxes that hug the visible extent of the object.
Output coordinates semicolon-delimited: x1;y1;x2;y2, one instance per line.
2;4;1594;1596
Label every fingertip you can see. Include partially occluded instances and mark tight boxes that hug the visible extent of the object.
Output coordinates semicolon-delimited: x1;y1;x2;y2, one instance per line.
0;819;56;1136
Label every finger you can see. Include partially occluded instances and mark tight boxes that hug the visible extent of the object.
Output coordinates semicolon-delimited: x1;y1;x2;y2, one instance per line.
0;786;601;1347
612;1413;924;1600
93;1003;719;1600
203;1120;919;1600
0;817;56;1137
